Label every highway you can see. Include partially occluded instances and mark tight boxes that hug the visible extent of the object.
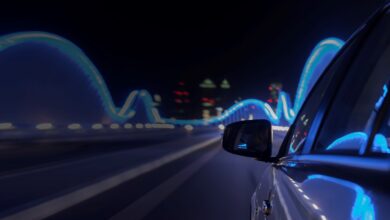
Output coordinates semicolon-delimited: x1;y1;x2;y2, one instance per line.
0;128;284;220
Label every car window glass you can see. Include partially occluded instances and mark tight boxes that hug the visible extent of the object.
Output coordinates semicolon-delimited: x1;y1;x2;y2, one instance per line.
284;32;363;156
284;50;352;155
285;72;333;154
372;93;390;154
314;12;390;154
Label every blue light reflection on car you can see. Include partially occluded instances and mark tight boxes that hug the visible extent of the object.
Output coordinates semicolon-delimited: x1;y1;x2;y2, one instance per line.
289;137;306;153
307;174;375;220
237;143;248;149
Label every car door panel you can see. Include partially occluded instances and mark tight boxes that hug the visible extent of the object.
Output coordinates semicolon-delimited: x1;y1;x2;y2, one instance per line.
247;6;390;220
255;163;377;220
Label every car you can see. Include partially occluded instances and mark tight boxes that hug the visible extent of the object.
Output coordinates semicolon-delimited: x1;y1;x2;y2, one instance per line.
222;4;390;220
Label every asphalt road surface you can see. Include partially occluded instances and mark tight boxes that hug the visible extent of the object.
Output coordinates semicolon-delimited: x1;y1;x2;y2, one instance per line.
0;127;284;220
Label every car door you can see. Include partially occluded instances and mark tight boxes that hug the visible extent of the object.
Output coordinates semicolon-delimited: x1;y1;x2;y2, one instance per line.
253;6;390;220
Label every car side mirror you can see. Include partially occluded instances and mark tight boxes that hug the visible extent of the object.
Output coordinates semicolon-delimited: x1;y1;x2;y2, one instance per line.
222;119;273;161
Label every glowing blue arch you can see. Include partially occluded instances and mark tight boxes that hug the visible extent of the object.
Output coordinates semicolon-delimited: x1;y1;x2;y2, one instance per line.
0;32;344;126
293;38;344;113
0;32;163;124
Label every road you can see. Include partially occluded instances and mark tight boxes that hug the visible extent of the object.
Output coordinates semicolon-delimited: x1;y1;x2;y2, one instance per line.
0;127;284;220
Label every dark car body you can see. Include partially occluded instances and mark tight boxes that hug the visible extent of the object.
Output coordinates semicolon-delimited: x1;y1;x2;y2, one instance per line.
224;5;390;220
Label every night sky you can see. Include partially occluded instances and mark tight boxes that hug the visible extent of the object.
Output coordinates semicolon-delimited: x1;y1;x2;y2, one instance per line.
0;1;385;116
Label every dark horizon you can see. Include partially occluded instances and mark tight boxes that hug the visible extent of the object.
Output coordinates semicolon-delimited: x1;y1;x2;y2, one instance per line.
0;1;384;118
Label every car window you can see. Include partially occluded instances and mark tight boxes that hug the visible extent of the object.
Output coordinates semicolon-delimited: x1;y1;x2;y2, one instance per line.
313;11;390;155
372;92;390;154
284;32;363;156
284;47;356;154
285;70;334;154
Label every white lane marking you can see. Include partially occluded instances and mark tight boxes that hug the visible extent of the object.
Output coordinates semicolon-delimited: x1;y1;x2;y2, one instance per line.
0;136;215;180
111;146;221;220
0;137;220;220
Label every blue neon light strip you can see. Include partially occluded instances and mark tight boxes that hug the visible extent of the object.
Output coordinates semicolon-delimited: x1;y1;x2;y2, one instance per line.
0;32;163;123
325;132;390;154
326;132;368;151
293;38;344;113
372;134;390;154
237;143;247;149
0;32;344;125
375;85;388;110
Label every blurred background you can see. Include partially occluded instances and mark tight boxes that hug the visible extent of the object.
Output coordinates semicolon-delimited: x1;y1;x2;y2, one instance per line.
0;1;385;220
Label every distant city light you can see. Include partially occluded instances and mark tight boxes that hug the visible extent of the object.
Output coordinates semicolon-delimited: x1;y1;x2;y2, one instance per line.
199;78;217;88
110;123;120;129
150;124;175;129
91;123;104;130
220;79;231;89
154;94;162;102
67;123;82;130
0;123;14;130
36;123;54;130
184;124;194;131
124;123;133;129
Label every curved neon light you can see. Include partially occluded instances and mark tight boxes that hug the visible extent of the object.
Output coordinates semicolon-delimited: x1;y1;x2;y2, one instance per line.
293;38;344;113
372;133;390;154
0;32;164;123
326;132;390;154
0;32;344;125
326;132;368;151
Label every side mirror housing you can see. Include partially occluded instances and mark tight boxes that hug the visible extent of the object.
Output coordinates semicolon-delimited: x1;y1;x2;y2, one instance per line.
222;119;273;161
